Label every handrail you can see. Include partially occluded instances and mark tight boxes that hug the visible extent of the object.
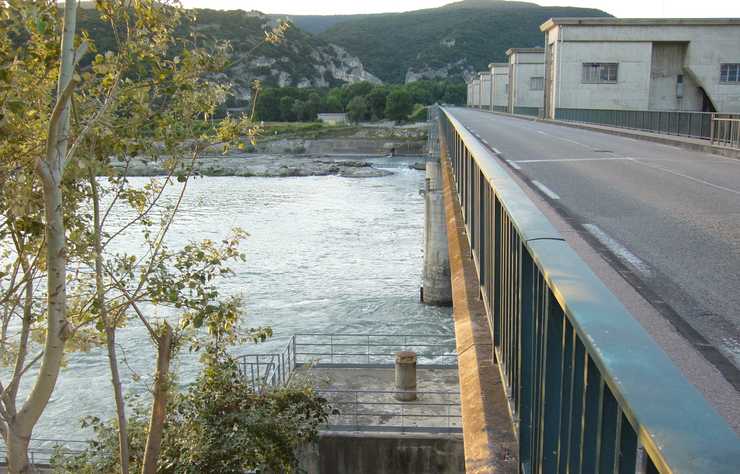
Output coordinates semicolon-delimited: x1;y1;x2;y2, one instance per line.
438;106;740;473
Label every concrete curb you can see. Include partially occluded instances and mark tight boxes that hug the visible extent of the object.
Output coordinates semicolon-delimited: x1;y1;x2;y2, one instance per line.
470;107;740;160
439;136;518;473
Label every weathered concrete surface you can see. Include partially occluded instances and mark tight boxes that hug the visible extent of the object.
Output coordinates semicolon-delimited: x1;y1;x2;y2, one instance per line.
301;432;465;474
439;135;518;473
423;159;453;306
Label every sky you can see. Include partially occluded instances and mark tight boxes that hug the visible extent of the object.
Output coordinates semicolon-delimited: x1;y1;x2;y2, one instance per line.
179;0;740;18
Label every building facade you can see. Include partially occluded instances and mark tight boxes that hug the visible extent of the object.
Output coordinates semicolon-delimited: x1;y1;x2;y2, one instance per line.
506;48;546;116
489;63;510;112
479;72;492;110
541;18;740;119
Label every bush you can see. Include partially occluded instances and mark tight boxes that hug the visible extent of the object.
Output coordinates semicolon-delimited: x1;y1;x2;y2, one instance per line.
385;89;414;122
53;349;330;474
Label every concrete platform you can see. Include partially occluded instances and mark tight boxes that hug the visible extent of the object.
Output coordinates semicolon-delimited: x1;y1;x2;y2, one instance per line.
296;366;461;433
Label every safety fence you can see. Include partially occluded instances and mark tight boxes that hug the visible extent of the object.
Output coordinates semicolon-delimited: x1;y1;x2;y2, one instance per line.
711;115;740;149
438;106;739;474
554;107;716;139
514;106;542;118
0;438;86;469
320;389;461;434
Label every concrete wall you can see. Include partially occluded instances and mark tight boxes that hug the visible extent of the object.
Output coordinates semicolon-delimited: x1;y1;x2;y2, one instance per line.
490;64;509;110
480;73;492;110
471;79;481;107
545;23;740;113
300;432;465;474
508;51;545;112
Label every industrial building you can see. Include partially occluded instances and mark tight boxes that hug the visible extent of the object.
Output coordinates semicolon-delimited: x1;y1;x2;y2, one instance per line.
488;63;509;112
479;71;492;110
506;48;545;116
540;18;740;119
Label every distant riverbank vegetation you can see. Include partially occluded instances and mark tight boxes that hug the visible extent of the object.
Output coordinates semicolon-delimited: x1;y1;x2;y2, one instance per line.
253;79;466;123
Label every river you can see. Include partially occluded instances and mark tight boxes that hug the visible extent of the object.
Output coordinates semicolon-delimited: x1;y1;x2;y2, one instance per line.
25;156;454;443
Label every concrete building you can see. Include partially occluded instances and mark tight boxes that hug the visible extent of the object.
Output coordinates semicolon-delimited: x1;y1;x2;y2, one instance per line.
488;63;509;112
466;81;474;106
506;48;545;116
317;113;349;125
479;72;492;110
541;18;740;119
471;78;481;107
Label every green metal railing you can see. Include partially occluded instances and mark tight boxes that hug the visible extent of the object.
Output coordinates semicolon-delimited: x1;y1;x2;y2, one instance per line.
555;108;715;139
514;106;542;118
438;106;740;474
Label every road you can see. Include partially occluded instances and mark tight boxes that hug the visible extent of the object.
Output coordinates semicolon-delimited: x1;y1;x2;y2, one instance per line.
448;107;740;388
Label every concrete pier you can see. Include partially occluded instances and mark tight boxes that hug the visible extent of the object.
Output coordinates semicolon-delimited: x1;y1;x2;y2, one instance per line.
422;159;452;306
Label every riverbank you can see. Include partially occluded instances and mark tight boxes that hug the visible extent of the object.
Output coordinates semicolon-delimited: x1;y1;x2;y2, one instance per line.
114;154;431;178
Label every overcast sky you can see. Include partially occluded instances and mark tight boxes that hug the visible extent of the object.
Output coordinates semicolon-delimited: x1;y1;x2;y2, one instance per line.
179;0;740;17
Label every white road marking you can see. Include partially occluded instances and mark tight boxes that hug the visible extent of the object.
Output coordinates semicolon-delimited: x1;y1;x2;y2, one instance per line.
514;157;630;164
531;180;560;200
626;158;740;196
583;224;652;276
506;160;522;170
536;130;592;149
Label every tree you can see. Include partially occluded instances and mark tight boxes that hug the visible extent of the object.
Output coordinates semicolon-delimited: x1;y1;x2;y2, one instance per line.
385;89;414;122
346;96;368;123
279;96;296;121
306;92;322;120
366;86;389;120
52;349;330;473
291;99;308;122
0;1;288;472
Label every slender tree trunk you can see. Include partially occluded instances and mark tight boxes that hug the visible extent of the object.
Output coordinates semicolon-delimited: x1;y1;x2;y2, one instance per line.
90;175;130;474
141;324;173;474
6;430;30;474
6;1;78;472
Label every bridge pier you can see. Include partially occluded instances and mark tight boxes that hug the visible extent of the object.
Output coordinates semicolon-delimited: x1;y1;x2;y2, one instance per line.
422;158;452;306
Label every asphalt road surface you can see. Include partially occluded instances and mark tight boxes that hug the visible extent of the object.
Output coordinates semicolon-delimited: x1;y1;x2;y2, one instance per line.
448;107;740;389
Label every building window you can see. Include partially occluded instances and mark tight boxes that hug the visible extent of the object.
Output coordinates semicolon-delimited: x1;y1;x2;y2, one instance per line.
582;63;618;83
720;63;740;83
530;76;544;90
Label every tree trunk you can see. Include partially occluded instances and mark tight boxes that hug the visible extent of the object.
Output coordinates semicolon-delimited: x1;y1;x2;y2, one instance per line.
6;430;31;474
6;1;78;472
91;175;130;474
141;325;173;474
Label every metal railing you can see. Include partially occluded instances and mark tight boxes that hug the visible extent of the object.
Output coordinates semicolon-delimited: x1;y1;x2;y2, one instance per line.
555;108;717;139
1;438;86;469
438;106;740;474
514;106;542;118
320;389;461;434
711;115;740;149
292;333;457;368
236;333;457;388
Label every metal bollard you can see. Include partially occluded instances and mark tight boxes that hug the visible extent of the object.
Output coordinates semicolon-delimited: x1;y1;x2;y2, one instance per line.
394;351;417;401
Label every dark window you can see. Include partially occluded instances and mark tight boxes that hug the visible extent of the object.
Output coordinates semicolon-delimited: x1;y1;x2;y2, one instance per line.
720;63;740;83
582;63;618;83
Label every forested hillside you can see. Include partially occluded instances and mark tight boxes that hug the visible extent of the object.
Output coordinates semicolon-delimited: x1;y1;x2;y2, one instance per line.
319;0;611;83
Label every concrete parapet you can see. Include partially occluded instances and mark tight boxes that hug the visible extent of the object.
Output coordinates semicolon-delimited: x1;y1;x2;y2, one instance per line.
439;133;518;473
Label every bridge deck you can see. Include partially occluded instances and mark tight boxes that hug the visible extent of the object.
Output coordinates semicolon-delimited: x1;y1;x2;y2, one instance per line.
447;107;740;431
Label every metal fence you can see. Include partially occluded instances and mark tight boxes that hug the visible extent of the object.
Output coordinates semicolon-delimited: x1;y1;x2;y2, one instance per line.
555;108;716;139
320;389;461;434
514;106;542;118
236;333;457;386
711;115;740;149
1;438;86;469
438;106;740;474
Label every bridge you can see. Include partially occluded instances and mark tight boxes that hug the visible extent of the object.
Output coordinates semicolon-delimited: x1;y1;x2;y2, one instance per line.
428;106;740;473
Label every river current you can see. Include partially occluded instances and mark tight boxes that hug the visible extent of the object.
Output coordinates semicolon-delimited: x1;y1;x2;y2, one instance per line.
25;156;453;442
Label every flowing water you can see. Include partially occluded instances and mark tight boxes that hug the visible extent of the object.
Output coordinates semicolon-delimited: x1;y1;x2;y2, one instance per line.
17;156;453;443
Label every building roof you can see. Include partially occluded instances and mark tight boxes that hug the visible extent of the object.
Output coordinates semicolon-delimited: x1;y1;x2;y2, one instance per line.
540;17;740;32
488;62;508;69
505;48;545;56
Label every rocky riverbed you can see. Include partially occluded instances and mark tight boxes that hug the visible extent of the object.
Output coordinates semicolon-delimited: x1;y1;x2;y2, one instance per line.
115;154;407;178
